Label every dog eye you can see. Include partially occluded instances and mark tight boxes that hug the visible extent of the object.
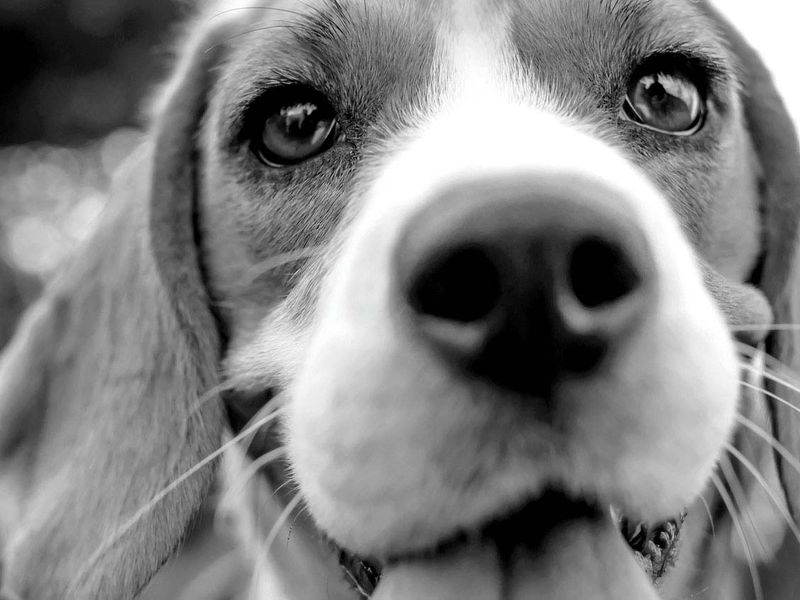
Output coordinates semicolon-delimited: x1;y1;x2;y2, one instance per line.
622;70;706;135
252;86;338;167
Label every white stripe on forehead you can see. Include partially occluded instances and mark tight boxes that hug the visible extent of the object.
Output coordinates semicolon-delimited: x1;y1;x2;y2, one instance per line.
440;0;519;101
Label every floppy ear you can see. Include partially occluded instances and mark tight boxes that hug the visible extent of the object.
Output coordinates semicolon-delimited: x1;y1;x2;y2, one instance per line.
0;259;37;351
700;4;800;520
0;13;244;599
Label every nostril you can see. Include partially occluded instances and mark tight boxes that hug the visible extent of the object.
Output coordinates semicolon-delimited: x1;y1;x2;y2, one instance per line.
407;245;502;323
568;236;642;309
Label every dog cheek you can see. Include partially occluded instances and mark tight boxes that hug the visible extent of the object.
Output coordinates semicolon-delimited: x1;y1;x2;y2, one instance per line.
647;237;741;507
566;276;739;521
286;315;426;550
636;177;741;511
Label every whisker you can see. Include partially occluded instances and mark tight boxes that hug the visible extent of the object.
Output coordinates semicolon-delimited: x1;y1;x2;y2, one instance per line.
205;24;295;54
740;380;800;418
725;442;800;548
735;341;767;360
698;494;716;537
221;446;288;505
68;405;286;593
234;393;291;455
737;343;800;386
187;380;239;416
211;247;324;311
710;472;763;600
761;369;800;397
735;413;800;477
264;494;303;554
732;324;800;333
163;381;237;479
237;246;323;288
211;6;306;20
272;477;298;499
291;502;312;526
741;362;800;403
718;456;766;555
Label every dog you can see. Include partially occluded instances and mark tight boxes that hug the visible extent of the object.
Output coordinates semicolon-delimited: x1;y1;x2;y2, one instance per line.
0;259;36;352
2;0;800;598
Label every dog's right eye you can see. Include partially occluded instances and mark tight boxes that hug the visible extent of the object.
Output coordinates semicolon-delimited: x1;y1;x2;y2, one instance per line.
621;57;707;136
251;86;339;167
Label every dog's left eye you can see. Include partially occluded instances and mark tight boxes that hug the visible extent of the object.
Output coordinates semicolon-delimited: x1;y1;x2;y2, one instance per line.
252;86;339;167
622;69;706;135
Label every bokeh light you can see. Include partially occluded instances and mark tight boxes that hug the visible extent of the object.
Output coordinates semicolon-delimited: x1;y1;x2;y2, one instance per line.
0;128;143;277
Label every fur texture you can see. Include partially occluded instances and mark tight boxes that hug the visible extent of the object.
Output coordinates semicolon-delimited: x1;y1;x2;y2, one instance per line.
1;1;799;599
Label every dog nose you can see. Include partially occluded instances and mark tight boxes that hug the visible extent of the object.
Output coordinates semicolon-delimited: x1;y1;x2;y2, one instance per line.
396;180;655;397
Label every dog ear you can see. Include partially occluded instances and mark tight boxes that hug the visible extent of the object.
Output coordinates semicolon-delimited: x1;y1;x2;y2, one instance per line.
700;4;800;522
0;259;37;351
0;12;245;599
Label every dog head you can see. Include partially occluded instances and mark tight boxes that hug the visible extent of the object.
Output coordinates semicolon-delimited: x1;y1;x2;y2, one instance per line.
1;1;799;598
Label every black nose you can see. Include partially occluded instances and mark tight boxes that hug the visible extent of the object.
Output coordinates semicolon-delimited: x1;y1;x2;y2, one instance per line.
395;181;654;397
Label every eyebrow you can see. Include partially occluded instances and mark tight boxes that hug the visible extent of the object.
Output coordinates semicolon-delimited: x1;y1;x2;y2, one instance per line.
636;39;730;75
289;0;358;59
595;0;735;84
217;1;359;116
609;0;730;61
217;0;438;145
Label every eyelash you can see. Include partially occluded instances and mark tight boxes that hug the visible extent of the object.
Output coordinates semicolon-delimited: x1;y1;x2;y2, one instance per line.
626;51;717;98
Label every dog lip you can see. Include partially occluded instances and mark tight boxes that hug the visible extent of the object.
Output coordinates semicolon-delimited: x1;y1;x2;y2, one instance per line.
619;511;686;581
338;491;602;598
337;491;685;596
338;491;599;598
383;490;602;565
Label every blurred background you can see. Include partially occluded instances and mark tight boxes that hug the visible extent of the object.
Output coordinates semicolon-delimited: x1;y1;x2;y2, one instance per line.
0;0;184;346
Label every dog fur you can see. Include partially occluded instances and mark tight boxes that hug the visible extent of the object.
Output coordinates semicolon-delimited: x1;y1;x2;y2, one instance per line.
2;1;800;599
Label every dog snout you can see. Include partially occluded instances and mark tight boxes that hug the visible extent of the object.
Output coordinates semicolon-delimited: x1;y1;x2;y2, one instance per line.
396;178;655;396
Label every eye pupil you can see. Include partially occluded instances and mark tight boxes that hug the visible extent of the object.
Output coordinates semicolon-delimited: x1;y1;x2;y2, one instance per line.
253;88;338;167
643;78;667;103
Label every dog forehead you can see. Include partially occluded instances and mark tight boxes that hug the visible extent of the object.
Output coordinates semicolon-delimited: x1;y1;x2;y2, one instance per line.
215;0;726;105
509;0;724;79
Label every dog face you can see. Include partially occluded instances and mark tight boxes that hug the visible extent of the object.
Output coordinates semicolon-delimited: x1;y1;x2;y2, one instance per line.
219;0;741;556
202;0;784;596
2;1;800;599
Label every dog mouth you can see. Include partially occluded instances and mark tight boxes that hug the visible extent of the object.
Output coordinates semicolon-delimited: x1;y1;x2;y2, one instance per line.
227;393;683;597
338;491;684;598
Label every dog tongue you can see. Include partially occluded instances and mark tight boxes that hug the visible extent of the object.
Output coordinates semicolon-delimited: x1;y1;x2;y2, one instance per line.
372;512;657;600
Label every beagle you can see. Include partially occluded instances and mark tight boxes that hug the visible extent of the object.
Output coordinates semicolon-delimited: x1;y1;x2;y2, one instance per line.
2;1;800;599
